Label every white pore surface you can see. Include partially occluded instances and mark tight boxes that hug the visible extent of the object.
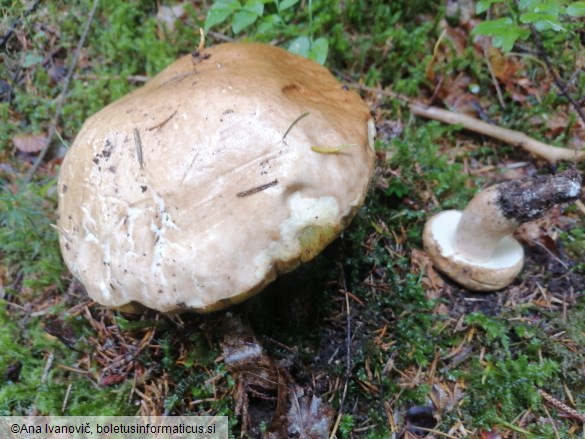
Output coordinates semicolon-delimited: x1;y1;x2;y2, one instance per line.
430;210;523;268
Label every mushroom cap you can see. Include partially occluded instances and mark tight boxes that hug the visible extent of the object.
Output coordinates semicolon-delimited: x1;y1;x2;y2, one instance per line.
57;43;375;313
423;210;524;291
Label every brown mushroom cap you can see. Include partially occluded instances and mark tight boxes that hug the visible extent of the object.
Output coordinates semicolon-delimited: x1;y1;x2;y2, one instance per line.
57;43;375;313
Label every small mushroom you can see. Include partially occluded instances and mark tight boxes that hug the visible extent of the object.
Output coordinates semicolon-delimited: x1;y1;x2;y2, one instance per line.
57;43;376;313
423;169;582;291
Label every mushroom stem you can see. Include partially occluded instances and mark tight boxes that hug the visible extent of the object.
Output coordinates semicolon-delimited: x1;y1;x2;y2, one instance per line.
454;168;582;262
453;187;516;262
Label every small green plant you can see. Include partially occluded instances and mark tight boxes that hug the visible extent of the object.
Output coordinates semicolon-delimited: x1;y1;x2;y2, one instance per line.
561;226;585;273
204;0;329;64
473;0;585;52
337;413;355;439
466;312;510;352
463;354;560;426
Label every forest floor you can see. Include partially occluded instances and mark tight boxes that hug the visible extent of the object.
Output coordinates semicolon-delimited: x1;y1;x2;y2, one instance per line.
1;1;584;438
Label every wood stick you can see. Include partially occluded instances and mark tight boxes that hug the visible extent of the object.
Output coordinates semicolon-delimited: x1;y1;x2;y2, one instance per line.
349;82;583;164
409;103;585;164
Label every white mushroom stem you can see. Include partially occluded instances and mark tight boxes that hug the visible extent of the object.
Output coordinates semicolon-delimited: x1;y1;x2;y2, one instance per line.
453;186;517;262
455;168;582;261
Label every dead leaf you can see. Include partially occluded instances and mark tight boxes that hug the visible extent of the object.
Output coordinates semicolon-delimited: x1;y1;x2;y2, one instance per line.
375;118;403;143
12;133;47;153
410;248;445;294
487;47;537;103
489;47;520;81
100;373;126;387
434;303;450;316
478;430;503;439
283;387;334;439
5;361;22;382
222;314;334;438
222;314;288;435
156;3;187;33
430;382;465;413
0;79;11;102
44;317;80;351
47;58;67;83
445;0;475;25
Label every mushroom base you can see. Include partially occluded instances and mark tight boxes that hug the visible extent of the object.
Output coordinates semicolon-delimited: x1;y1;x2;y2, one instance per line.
423;210;524;291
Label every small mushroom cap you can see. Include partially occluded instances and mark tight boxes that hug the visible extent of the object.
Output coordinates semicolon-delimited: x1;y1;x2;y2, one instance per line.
57;43;375;313
423;210;524;291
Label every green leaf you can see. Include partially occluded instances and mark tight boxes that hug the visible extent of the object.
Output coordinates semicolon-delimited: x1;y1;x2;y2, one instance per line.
518;0;565;31
231;9;259;33
520;11;565;31
519;12;539;23
204;1;241;32
288;36;311;58
256;13;282;34
22;53;44;67
308;37;328;64
211;0;242;7
242;0;264;15
493;27;530;52
567;1;585;16
538;19;565;31
533;1;559;15
492;33;518;53
471;17;514;36
534;19;565;31
476;0;504;15
473;18;529;52
520;11;561;23
518;0;540;10
279;0;300;10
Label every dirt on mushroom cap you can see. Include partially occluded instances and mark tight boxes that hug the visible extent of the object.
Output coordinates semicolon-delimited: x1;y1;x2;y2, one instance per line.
57;43;376;313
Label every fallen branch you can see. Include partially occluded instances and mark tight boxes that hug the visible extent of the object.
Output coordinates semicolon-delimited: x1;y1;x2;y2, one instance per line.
349;82;585;164
409;103;585;165
25;0;100;182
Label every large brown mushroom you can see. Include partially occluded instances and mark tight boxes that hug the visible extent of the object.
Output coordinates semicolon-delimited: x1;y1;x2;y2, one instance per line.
57;43;375;313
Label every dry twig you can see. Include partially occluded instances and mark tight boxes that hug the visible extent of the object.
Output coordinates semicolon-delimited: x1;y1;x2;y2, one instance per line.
349;82;585;164
540;389;585;423
483;48;506;110
409;103;585;164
